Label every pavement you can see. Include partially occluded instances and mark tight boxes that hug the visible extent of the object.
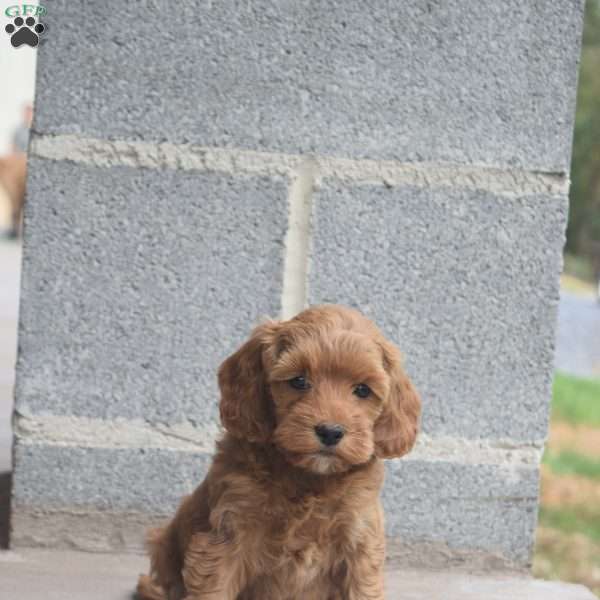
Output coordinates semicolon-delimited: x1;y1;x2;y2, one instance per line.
555;290;600;378
0;548;596;600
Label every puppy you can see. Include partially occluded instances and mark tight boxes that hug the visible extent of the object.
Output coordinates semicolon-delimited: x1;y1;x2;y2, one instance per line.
137;304;420;600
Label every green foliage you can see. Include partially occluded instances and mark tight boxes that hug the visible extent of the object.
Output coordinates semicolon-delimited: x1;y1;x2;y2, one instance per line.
539;507;600;544
563;252;596;283
568;0;600;256
544;450;600;479
552;372;600;426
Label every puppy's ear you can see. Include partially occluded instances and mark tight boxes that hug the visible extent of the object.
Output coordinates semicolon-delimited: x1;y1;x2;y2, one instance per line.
218;321;279;443
374;340;421;459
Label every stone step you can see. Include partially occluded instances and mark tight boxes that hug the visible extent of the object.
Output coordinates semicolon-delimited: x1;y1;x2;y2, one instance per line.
0;548;595;600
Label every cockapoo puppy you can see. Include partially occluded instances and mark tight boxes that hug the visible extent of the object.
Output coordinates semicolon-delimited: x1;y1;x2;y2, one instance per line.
137;304;420;600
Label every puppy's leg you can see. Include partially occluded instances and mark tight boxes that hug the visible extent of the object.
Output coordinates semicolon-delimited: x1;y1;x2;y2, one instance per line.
338;536;385;600
181;531;248;600
137;524;185;600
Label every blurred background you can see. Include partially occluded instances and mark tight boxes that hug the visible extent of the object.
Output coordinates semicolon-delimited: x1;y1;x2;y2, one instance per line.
0;0;598;595
532;1;600;594
0;0;36;548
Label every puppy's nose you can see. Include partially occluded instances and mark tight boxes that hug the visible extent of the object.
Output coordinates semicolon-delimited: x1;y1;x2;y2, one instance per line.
315;424;345;447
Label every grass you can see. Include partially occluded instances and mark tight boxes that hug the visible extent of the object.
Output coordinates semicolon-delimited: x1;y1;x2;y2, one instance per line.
563;252;596;284
534;527;600;595
551;372;600;427
533;370;600;597
543;450;600;480
538;506;600;544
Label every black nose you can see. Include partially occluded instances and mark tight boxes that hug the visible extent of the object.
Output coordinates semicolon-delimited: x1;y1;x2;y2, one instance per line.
315;424;345;446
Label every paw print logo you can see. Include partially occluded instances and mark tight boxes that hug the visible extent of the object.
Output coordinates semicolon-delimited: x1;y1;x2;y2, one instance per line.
5;16;45;48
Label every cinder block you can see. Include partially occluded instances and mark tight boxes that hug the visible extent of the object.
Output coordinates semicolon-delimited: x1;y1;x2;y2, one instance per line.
383;459;538;566
12;442;213;514
34;0;583;171
309;183;568;442
12;440;536;565
15;158;288;424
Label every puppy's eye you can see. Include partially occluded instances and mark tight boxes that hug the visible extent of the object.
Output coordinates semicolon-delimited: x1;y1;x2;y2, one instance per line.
353;383;371;399
289;376;311;390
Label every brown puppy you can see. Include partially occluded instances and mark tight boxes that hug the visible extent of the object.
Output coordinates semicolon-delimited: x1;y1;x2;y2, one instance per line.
137;304;420;600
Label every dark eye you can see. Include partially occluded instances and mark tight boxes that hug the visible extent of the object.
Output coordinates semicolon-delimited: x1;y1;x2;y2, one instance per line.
289;375;311;390
353;383;371;399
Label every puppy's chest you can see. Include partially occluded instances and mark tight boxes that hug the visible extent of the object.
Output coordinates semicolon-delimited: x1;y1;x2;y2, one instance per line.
255;502;342;590
260;492;359;557
250;497;371;598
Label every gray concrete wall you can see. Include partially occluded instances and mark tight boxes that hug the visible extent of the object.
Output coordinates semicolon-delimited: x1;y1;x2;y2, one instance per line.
12;0;584;569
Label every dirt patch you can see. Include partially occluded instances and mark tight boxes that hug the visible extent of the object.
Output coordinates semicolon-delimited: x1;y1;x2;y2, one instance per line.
548;422;600;458
534;526;600;597
540;465;600;509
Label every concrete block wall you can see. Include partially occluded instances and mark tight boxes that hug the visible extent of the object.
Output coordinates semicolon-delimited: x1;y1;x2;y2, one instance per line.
12;0;584;569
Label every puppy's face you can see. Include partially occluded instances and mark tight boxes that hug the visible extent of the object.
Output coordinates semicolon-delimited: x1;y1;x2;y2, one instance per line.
218;305;421;475
269;330;390;474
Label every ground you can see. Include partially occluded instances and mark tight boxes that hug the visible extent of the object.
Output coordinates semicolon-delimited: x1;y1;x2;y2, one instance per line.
0;548;596;600
533;372;600;598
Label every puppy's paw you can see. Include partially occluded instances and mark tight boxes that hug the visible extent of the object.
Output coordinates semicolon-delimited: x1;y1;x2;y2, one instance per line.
136;574;167;600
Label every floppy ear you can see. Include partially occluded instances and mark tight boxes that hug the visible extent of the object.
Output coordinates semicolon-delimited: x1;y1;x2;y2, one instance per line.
218;321;279;443
374;340;421;459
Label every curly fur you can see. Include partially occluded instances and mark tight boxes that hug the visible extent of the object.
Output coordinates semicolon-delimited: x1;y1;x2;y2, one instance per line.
137;305;421;600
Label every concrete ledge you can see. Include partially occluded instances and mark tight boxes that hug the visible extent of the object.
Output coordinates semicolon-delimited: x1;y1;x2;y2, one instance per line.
9;506;531;572
0;549;595;600
10;507;165;553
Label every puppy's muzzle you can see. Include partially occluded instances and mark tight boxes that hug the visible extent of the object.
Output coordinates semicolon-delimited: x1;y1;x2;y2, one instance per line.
314;424;345;447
